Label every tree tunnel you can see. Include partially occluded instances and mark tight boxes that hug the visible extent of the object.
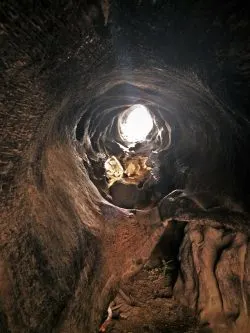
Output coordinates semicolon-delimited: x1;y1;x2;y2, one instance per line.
1;1;250;333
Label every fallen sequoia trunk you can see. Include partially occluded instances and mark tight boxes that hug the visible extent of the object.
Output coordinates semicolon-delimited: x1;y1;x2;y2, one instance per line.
1;1;250;333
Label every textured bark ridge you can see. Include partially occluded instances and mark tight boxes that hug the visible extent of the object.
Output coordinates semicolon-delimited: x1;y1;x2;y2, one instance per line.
175;222;250;332
0;141;165;333
1;1;250;333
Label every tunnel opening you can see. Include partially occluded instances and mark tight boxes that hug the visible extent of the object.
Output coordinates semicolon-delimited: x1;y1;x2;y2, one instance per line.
74;68;246;213
75;78;176;210
119;104;154;144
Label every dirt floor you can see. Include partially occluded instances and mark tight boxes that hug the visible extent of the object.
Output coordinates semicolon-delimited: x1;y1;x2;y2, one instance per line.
103;265;201;333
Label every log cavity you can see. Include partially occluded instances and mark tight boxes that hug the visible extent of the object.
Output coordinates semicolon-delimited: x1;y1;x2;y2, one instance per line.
74;68;240;210
75;73;172;209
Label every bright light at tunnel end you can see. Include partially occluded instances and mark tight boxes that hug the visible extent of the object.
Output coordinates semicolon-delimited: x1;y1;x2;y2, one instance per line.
120;104;153;143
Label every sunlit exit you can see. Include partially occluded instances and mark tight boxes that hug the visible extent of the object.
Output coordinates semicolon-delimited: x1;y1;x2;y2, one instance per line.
120;104;153;143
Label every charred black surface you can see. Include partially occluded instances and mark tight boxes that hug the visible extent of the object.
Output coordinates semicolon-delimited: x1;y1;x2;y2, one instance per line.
1;1;250;333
